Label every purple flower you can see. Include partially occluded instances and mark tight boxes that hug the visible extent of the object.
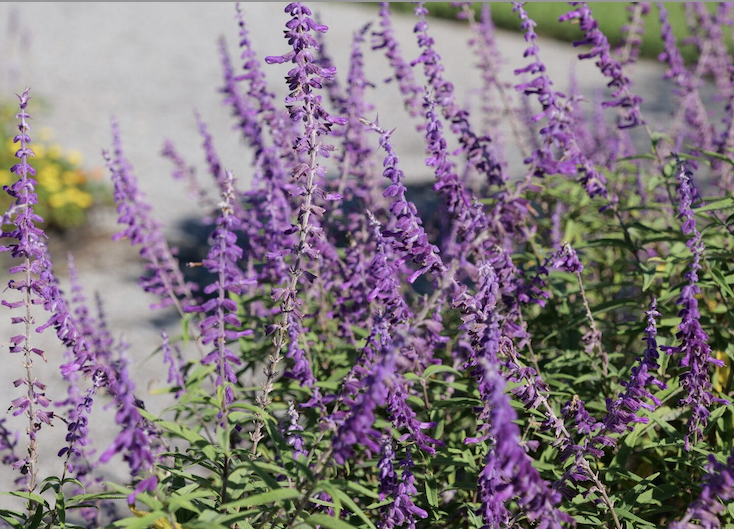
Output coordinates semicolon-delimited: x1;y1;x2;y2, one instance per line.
0;88;54;490
161;140;211;208
372;3;423;118
670;448;734;529
476;359;571;528
366;120;446;284
615;3;650;66
106;120;197;312
284;401;306;460
218;35;263;154
657;3;714;151
264;2;346;401
161;330;185;397
332;320;394;465
588;298;666;451
99;353;157;504
660;160;727;450
377;442;428;529
560;3;644;129
455;264;569;526
386;377;440;456
185;170;254;411
513;2;610;204
411;3;506;188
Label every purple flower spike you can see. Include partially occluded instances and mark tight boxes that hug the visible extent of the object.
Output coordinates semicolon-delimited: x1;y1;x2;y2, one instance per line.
161;330;185;397
285;401;307;460
185;170;254;413
661;160;727;450
657;3;714;151
0;88;54;491
264;2;346;402
477;360;571;528
100;353;157;505
106;121;197;312
372;3;423;118
412;3;506;188
670;448;734;529
512;2;610;204
560;3;644;129
377;443;428;529
366;120;446;284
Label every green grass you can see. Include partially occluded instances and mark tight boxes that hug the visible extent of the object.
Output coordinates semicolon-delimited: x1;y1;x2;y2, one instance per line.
388;2;722;63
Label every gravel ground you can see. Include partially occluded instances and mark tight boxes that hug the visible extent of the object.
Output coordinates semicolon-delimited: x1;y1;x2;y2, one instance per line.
0;1;679;509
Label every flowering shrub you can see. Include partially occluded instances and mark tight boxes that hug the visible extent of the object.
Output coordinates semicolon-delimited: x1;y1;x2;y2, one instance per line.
2;2;734;528
0;101;104;230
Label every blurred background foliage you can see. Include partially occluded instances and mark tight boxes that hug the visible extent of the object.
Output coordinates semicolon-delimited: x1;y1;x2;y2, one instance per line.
389;2;722;63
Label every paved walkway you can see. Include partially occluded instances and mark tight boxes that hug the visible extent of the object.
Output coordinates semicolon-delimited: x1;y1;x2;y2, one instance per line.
0;2;676;502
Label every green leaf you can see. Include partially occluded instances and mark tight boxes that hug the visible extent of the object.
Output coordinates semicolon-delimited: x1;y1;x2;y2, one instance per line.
326;487;376;529
303;514;360;529
614;506;655;527
0;492;49;507
113;512;169;529
221;488;300;510
695;197;734;213
710;268;734;300
422;364;460;378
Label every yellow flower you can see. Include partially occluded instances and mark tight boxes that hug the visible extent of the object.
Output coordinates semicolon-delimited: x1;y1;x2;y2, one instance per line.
39;127;54;142
66;149;83;165
6;139;15;153
48;144;63;159
715;350;731;393
49;193;67;209
129;505;181;529
33;144;46;158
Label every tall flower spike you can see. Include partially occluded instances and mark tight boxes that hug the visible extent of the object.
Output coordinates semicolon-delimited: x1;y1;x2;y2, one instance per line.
661;160;727;450
161;330;185;397
412;3;507;188
560;3;644;130
586;298;666;452
615;3;650;67
0;88;52;492
263;2;346;402
657;3;714;151
185;170;254;413
106;120;196;312
513;2;611;205
454;264;569;527
364;119;446;284
372;2;423;118
99;353;158;505
670;447;734;529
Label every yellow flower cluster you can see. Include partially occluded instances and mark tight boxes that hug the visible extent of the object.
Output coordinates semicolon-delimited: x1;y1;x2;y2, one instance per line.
1;126;97;228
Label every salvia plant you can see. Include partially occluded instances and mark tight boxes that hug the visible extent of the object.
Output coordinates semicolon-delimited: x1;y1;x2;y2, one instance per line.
2;2;734;528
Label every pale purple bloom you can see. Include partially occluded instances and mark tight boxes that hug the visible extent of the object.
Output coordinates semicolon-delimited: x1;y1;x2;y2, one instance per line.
560;3;644;129
372;2;423;118
661;160;727;450
0;88;53;488
513;3;610;204
412;3;506;188
161;330;185;397
670;448;734;529
285;401;306;460
377;445;428;529
616;3;651;66
185;170;254;410
106;120;196;312
100;353;158;504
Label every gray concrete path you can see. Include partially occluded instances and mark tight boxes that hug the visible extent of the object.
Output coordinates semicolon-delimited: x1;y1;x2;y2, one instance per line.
0;2;676;505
